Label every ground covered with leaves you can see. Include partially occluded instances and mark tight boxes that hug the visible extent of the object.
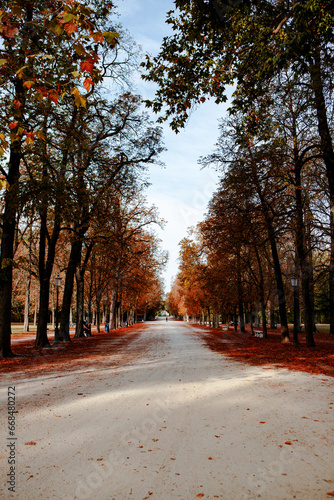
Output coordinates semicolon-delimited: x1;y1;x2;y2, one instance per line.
193;324;334;378
0;324;147;377
2;322;334;379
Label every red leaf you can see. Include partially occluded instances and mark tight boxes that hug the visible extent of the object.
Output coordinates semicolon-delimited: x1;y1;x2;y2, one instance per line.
2;25;18;38
23;81;34;89
9;121;18;130
13;100;22;108
80;59;94;74
83;77;93;92
64;22;78;35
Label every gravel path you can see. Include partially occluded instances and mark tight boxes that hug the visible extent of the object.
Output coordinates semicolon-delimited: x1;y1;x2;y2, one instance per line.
0;319;333;499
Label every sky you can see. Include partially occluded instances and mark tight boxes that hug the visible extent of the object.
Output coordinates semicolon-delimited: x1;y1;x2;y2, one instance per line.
116;0;231;292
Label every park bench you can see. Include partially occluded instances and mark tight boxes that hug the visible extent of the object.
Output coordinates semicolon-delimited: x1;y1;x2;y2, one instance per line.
254;330;264;338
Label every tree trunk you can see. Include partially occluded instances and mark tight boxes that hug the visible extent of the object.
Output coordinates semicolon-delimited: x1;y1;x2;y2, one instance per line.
74;266;85;338
35;210;60;347
70;307;73;329
109;290;117;330
236;252;246;333
96;297;101;333
309;51;334;336
255;246;267;338
36;275;52;347
23;273;31;333
294;166;315;347
51;288;55;329
59;238;82;341
0;146;21;357
269;302;275;329
267;221;290;342
34;300;38;326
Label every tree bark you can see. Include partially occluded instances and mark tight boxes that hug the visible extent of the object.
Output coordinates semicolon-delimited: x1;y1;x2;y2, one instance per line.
35;209;61;347
59;238;82;341
0;146;21;357
267;219;290;342
294;166;315;347
309;51;334;336
75;265;85;338
23;274;31;333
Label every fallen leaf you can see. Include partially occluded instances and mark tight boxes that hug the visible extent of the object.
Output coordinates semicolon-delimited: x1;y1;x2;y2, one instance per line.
285;441;292;445
208;457;213;460
152;439;158;442
259;421;266;424
326;492;334;497
25;441;36;445
96;458;103;461
197;495;205;498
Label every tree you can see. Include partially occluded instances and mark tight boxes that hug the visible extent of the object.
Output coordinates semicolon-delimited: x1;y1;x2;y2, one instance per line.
142;0;334;334
0;0;118;357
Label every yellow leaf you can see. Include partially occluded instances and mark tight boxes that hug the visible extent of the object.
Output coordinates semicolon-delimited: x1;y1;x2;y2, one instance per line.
79;95;86;108
0;59;7;66
23;81;35;89
36;131;46;141
55;24;63;35
71;71;81;78
61;13;76;23
25;136;34;146
0;133;8;149
102;31;119;44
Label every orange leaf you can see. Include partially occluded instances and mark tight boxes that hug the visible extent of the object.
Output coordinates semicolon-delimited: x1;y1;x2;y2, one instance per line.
326;492;334;496
9;121;18;130
48;89;60;104
25;131;35;140
13;100;22;108
83;77;93;92
23;81;34;89
25;441;36;445
285;441;292;445
2;25;18;38
80;59;94;74
197;495;205;498
64;22;78;35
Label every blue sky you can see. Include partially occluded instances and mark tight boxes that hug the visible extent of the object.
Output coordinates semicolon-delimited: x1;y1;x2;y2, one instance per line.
117;0;230;291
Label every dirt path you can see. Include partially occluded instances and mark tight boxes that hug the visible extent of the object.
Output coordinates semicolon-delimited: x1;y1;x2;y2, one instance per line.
0;320;333;499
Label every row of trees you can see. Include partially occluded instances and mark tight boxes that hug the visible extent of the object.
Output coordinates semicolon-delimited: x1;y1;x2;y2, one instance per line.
144;0;334;347
0;1;166;357
13;191;166;336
